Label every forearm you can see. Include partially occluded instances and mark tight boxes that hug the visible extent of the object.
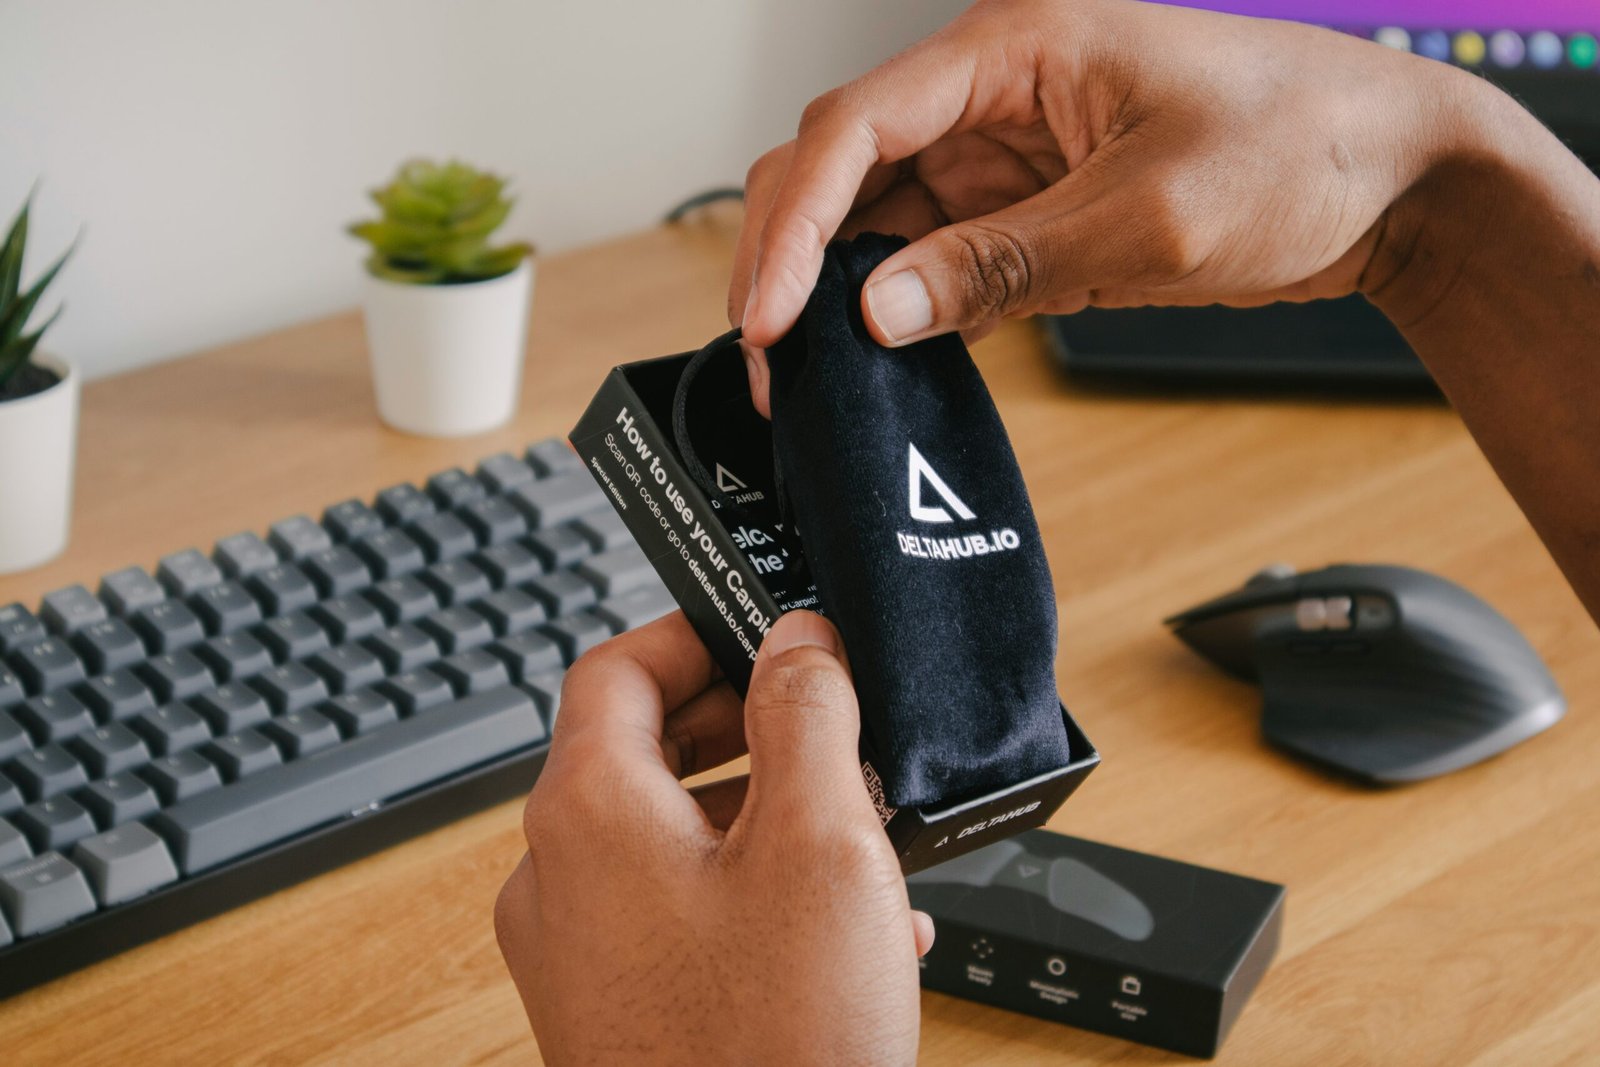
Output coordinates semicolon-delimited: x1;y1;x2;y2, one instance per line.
1365;76;1600;620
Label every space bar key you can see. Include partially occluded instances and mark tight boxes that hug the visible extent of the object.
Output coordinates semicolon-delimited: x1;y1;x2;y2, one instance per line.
154;686;544;874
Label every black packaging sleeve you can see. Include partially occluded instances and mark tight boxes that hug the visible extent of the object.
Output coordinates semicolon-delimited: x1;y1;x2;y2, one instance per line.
763;233;1071;808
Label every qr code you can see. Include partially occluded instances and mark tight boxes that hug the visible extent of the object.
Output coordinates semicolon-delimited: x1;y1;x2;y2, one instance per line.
861;761;897;825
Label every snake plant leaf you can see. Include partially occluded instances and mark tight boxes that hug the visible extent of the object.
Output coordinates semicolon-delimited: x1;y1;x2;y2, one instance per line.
0;238;75;349
459;242;534;280
0;303;61;387
0;197;28;310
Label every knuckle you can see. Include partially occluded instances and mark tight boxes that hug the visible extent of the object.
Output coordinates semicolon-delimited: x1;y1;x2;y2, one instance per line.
798;88;846;135
948;224;1035;317
492;864;530;948
743;148;782;194
1134;175;1213;282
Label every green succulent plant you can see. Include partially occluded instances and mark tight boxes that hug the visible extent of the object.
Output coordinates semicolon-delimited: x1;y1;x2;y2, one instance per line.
0;193;73;391
349;159;533;285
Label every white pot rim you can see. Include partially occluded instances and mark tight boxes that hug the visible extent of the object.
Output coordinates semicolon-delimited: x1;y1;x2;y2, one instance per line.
0;352;76;414
362;256;532;295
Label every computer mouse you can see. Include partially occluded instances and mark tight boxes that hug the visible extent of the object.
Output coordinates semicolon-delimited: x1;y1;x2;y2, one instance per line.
1165;563;1565;784
906;839;1155;941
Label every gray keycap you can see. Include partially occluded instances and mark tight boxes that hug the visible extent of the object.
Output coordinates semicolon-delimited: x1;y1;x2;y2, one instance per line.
577;544;660;598
306;644;385;695
323;499;386;543
258;610;331;661
435;649;510;695
527;525;592;569
526;439;584;476
70;722;150;779
130;600;206;653
138;650;215;703
98;567;166;617
72;618;145;674
16;692;95;744
248;563;319;616
526;571;597;617
189;581;264;636
573;509;633;551
79;774;161;825
376;669;453;716
489;631;564;682
0;772;20;816
458;497;526;546
595;585;678;633
9;744;87;800
426;467;488;510
0;603;48;655
302;546;372;597
475;588;545;637
363;624;439;674
364;576;439;625
80;670;157;722
191;683;273;734
311;594;385;644
0;711;29;761
197;632;274;682
141;750;223;804
374;483;435;525
0;669;22;712
540;612;613;664
419;606;494;654
41;585;109;635
158;548;225;598
262;709;341;759
214;531;280;579
353;529;427;579
73;823;179;906
10;637;87;694
507;473;604;529
204;728;283;780
409;513;477;562
130;703;212;757
421;559;492;606
520;668;566;726
249;662;329;714
476;542;545;588
16;796;97;852
477;452;536;493
0;851;97;936
324;690;398;736
269;515;334;560
154;686;546;874
0;817;31;866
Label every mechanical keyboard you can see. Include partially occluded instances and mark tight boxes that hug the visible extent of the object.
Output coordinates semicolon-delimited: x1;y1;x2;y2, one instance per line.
0;438;673;998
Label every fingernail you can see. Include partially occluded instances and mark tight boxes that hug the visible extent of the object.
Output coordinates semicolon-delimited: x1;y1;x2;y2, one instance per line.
742;281;760;331
762;610;840;658
864;270;933;345
739;337;766;401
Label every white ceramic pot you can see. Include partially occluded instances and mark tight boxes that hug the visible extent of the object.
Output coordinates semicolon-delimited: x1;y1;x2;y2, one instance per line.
0;353;79;574
360;258;533;437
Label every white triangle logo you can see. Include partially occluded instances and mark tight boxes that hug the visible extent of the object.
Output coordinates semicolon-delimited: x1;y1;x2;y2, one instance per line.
715;463;748;493
908;443;976;524
1017;863;1042;879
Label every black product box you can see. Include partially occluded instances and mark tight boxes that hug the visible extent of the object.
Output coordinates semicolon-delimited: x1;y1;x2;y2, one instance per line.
907;830;1285;1058
569;351;1099;874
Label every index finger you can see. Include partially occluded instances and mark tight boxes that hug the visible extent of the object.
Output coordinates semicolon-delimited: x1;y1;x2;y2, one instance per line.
741;32;982;348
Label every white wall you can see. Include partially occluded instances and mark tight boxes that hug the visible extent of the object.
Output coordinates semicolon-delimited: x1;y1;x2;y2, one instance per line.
0;0;966;379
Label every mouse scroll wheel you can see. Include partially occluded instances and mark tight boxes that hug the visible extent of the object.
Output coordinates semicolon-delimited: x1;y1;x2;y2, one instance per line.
1247;563;1298;587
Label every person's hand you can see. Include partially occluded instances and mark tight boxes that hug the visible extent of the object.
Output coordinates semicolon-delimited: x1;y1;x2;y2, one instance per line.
730;0;1490;415
495;610;933;1066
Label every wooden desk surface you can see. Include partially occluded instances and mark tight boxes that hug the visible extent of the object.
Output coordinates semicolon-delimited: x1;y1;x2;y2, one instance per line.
1;206;1596;1065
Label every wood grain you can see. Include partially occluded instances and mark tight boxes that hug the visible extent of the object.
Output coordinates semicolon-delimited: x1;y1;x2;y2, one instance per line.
0;204;1594;1065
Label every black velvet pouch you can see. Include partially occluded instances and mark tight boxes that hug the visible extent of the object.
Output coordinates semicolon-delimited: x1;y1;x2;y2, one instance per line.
757;233;1071;808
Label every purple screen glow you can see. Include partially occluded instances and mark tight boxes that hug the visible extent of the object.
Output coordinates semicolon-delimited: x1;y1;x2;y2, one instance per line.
1170;1;1596;33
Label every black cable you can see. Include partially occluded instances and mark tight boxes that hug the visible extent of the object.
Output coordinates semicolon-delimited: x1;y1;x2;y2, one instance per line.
662;187;745;223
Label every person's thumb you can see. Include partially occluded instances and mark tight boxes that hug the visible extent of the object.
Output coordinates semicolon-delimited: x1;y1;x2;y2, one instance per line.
740;611;875;827
860;180;1125;347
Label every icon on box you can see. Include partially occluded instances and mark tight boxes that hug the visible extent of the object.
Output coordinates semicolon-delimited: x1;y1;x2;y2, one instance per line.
1046;956;1068;977
1415;30;1451;63
1489;30;1525;68
1121;974;1142;996
1453;30;1486;66
1529;31;1564;69
1373;27;1411;53
971;937;995;961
